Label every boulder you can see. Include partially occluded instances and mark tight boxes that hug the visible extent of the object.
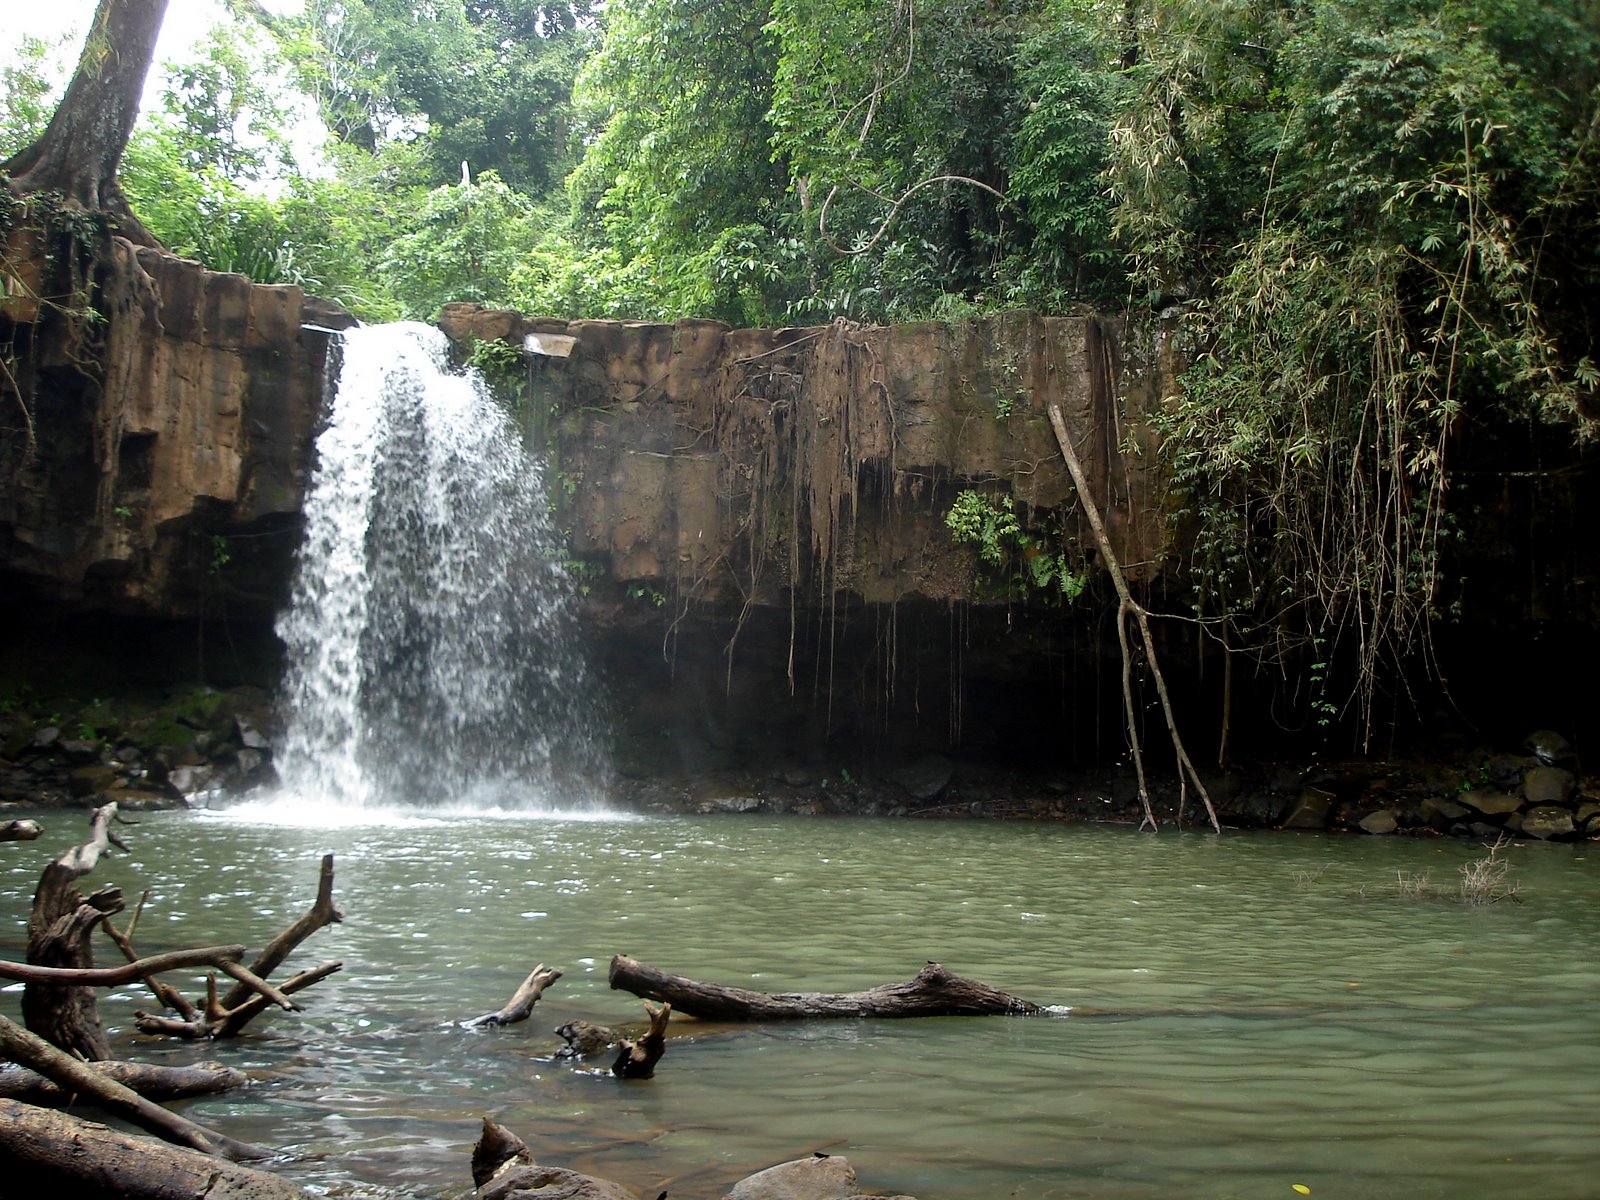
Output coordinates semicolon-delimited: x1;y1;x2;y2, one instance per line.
1522;766;1575;806
1520;806;1575;840
1282;786;1335;830
1457;789;1523;816
1523;729;1577;768
890;755;954;802
695;788;762;814
480;1164;637;1200
1358;810;1398;835
727;1156;858;1200
168;765;218;795
1420;796;1470;829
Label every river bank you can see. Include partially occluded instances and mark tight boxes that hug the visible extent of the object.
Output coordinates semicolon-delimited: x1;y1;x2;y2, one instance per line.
2;679;1594;842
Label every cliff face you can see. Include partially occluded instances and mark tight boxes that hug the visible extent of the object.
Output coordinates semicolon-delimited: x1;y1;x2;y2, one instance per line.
437;303;1184;768
0;222;351;624
438;304;1178;608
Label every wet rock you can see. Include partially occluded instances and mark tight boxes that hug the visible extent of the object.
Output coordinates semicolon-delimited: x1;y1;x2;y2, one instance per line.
1420;796;1470;829
1524;729;1577;769
778;764;821;788
1457;789;1523;816
1484;754;1526;791
479;1163;637;1200
234;749;268;780
32;726;61;750
1466;821;1502;839
168;765;218;796
113;744;142;765
727;1155;858;1200
1520;806;1575;840
695;788;762;814
68;765;119;799
235;716;271;751
1576;801;1600;827
1522;766;1575;807
1358;810;1398;835
890;754;953;802
57;739;101;763
1282;786;1335;830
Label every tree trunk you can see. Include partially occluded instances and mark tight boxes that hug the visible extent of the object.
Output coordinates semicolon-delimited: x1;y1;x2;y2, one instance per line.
0;0;170;245
608;955;1039;1020
0;1099;305;1199
612;1001;670;1079
22;803;126;1059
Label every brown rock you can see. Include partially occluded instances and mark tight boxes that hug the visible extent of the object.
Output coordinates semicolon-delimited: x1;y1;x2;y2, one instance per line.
727;1156;858;1200
1520;806;1575;840
1457;789;1523;816
1283;786;1335;829
1522;766;1575;806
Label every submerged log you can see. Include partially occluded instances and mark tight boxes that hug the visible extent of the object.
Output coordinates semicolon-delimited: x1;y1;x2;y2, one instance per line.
609;956;1040;1020
612;1001;670;1079
0;1058;245;1105
555;1019;622;1060
463;964;564;1028
0;1099;306;1199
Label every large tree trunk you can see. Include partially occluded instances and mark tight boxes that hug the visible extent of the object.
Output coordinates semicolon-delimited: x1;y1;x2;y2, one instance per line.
22;803;126;1059
609;955;1040;1020
0;0;169;245
0;1099;305;1199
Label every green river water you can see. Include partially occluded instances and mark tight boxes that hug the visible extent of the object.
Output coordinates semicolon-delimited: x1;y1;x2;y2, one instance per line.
3;807;1597;1199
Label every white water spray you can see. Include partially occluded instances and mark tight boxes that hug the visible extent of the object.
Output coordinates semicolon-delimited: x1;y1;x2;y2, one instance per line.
272;323;605;811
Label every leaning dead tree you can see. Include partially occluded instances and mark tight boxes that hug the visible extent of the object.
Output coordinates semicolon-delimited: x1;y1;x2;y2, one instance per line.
1046;396;1222;834
0;0;169;245
609;955;1039;1020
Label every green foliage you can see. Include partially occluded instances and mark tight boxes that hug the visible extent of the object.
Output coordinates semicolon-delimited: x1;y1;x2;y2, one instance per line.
0;35;70;160
944;489;1085;600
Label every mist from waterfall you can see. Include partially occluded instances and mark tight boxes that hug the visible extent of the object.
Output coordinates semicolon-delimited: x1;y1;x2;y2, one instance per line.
271;322;606;813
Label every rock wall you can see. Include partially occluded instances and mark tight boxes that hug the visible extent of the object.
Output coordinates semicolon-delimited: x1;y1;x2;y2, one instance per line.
1;221;352;624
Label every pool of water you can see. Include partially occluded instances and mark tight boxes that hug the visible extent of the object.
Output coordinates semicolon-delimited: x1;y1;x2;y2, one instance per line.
3;808;1597;1199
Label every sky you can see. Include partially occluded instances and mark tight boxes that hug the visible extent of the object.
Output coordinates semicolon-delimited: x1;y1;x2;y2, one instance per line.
2;0;304;100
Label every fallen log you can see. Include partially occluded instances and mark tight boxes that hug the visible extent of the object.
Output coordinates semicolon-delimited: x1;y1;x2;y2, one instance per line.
0;1058;245;1104
0;943;249;985
134;959;345;1039
609;955;1040;1020
612;1001;670;1079
463;963;563;1029
0;1098;307;1199
0;1013;268;1160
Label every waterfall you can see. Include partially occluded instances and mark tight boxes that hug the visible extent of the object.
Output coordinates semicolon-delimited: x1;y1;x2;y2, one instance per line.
272;323;605;811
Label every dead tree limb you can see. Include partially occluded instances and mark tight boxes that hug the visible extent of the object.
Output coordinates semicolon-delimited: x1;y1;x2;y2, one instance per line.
0;1059;245;1105
0;1014;268;1160
463;964;563;1029
0;944;248;985
1045;399;1222;833
0;1099;305;1199
219;853;342;1012
612;1001;671;1079
609;955;1039;1020
128;855;343;1040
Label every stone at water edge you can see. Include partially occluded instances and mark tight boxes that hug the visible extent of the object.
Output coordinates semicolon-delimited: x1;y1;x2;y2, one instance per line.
1358;810;1399;835
478;1164;637;1200
889;754;954;802
1522;766;1575;806
1282;786;1335;830
1457;788;1523;816
1524;729;1577;768
726;1155;860;1200
1520;806;1576;840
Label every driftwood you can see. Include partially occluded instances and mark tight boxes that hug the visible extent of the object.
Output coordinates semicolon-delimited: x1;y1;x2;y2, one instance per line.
0;1099;305;1199
129;854;344;1039
0;1058;245;1104
1;818;42;841
612;1001;670;1079
23;802;129;1058
609;955;1039;1020
0;1013;267;1160
463;963;563;1029
1;942;249;985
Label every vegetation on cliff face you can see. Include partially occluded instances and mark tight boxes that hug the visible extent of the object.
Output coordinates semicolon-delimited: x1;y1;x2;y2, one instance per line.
2;0;1597;741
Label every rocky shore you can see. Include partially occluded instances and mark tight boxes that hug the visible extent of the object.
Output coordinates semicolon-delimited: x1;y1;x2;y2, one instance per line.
2;686;1593;842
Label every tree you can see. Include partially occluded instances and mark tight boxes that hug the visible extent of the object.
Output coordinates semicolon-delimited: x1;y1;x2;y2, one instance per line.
0;0;171;244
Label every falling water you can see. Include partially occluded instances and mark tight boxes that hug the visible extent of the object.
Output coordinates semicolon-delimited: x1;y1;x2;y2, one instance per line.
272;323;605;811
